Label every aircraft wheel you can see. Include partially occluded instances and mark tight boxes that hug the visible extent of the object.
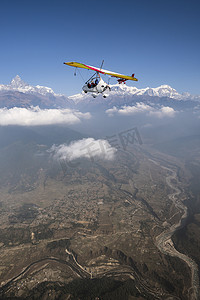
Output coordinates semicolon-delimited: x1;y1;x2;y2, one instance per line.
103;95;106;98
84;91;87;93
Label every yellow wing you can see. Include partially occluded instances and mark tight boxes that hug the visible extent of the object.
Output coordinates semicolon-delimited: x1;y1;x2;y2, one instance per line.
64;62;138;81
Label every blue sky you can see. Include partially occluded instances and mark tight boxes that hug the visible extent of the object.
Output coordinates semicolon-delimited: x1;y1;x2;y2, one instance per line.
1;0;200;96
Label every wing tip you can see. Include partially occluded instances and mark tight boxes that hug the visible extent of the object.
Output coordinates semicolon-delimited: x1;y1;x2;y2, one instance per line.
63;62;76;65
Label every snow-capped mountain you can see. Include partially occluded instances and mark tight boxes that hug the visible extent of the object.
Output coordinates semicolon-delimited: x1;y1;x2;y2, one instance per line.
0;76;73;109
69;83;199;103
111;84;187;99
0;75;60;96
0;76;199;111
67;83;200;114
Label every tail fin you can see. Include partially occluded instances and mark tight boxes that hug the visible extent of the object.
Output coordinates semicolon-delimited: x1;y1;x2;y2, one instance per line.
132;74;135;78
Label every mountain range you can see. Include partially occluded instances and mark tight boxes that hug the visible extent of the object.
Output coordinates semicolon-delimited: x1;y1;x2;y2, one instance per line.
0;76;73;109
0;75;200;110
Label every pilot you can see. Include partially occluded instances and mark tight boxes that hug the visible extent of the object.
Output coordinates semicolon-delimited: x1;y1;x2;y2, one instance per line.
91;80;95;88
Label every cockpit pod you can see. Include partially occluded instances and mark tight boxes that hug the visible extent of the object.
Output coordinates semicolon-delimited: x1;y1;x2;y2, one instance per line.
82;74;110;98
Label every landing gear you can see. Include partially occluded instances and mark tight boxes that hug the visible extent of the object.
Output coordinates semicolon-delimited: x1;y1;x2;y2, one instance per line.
107;86;111;91
103;95;106;98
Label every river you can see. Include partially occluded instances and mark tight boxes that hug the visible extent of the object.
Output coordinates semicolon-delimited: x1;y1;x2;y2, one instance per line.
150;159;199;300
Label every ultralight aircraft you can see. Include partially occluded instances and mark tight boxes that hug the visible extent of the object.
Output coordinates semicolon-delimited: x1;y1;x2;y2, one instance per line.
63;61;138;98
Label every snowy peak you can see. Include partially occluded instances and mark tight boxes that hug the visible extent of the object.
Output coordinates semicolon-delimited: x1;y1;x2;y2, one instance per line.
10;75;29;89
0;76;74;109
1;76;199;108
0;76;61;97
109;84;192;100
69;83;200;107
144;85;180;98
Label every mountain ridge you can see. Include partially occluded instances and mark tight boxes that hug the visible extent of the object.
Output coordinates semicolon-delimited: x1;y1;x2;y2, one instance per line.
0;76;74;109
1;75;60;96
0;76;199;110
69;83;200;103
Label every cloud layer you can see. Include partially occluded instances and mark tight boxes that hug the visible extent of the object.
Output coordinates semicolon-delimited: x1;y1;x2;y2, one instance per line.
0;106;91;126
50;138;117;162
106;102;176;118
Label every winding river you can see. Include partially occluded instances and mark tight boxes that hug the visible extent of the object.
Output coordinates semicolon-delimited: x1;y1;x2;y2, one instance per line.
150;159;199;300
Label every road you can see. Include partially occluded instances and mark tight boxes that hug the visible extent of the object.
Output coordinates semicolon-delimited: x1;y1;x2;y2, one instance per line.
0;255;90;297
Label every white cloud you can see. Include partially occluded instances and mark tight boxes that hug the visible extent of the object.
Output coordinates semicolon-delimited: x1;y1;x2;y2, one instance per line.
105;106;119;117
0;106;91;126
118;103;152;115
193;105;200;118
149;106;176;118
106;102;176;118
50;138;117;162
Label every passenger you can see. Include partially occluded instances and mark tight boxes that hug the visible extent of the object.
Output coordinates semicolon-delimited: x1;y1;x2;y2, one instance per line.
91;80;95;88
